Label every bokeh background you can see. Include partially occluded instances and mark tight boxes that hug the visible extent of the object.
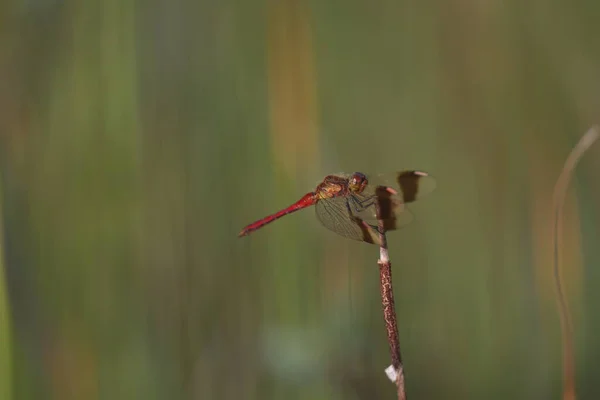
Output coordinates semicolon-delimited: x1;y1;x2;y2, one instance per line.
1;1;600;399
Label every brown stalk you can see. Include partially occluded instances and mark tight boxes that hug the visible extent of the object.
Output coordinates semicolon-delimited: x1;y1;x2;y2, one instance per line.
551;126;599;400
376;194;407;400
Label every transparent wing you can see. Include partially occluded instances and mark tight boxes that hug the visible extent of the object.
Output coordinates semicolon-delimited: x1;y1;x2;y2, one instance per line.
349;170;434;228
314;170;434;243
347;191;414;231
315;196;382;245
368;170;436;203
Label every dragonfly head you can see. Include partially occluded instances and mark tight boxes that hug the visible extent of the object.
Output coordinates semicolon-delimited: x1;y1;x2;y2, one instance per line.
348;172;368;193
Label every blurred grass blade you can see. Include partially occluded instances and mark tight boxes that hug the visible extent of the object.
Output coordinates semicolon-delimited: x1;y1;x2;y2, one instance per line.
0;174;12;400
552;126;599;400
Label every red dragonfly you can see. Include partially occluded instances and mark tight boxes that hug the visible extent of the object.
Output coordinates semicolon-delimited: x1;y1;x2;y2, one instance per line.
238;171;435;245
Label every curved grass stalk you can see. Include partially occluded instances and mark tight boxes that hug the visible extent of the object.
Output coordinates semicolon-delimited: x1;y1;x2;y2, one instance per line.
552;126;599;400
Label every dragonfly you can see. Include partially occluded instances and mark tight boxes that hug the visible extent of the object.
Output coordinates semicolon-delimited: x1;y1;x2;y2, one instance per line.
238;170;435;245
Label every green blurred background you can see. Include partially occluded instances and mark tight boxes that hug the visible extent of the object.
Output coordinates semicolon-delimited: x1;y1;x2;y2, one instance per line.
1;1;600;399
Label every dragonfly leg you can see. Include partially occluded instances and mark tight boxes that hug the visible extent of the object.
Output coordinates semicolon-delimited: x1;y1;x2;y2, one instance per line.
346;200;380;231
349;194;376;213
345;200;373;225
343;198;382;244
350;191;395;233
345;200;358;218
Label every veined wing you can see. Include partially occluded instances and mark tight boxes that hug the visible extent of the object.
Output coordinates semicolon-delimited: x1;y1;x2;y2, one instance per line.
349;170;434;229
315;195;382;245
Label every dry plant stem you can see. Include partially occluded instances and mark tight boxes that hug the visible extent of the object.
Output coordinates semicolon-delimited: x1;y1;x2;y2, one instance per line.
552;126;600;400
377;221;407;400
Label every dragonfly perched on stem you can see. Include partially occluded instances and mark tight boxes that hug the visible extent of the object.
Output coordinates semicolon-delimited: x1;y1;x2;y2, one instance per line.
238;170;435;245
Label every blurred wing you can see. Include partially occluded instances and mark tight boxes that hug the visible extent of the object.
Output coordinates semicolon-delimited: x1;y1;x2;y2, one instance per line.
394;170;436;203
349;189;415;231
350;170;433;230
315;196;382;245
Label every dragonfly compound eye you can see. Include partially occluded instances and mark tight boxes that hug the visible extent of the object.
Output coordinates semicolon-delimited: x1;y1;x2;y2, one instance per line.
349;172;368;193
